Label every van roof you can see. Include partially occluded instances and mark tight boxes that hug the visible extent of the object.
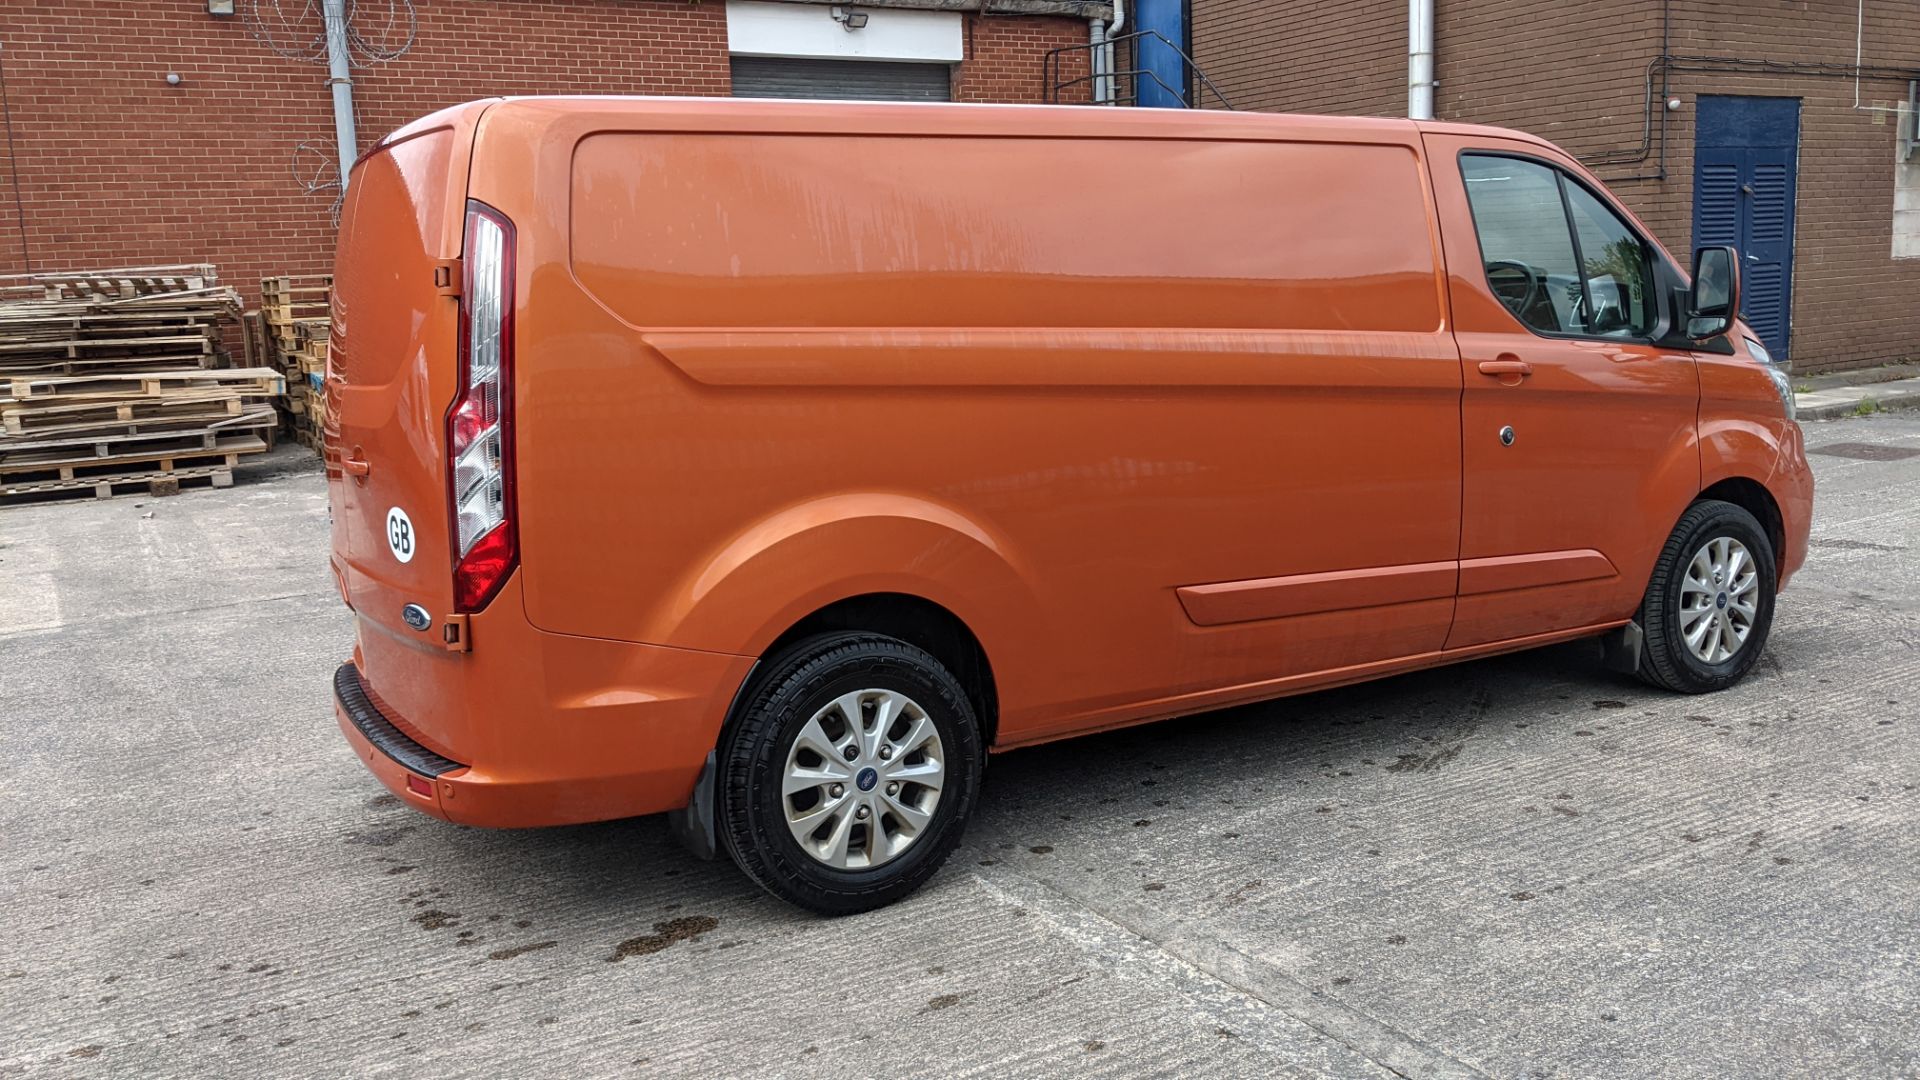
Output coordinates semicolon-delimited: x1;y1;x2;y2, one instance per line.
423;95;1553;150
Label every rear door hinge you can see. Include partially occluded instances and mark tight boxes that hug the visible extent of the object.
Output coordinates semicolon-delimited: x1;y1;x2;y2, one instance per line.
440;614;471;652
432;259;462;298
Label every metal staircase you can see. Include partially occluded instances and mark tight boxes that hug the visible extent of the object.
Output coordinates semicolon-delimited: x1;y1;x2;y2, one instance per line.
1042;30;1235;109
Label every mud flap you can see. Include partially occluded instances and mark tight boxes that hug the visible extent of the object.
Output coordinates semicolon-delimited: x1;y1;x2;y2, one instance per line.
668;752;721;862
1602;619;1645;674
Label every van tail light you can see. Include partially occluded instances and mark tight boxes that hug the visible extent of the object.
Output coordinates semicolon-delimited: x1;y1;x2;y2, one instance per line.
448;201;517;613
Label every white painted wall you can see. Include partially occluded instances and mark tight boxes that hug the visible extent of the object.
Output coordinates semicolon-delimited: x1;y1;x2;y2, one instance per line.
726;1;964;63
1896;101;1920;259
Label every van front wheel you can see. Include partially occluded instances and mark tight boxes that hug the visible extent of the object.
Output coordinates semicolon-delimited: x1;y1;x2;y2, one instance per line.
718;632;982;915
1635;499;1777;694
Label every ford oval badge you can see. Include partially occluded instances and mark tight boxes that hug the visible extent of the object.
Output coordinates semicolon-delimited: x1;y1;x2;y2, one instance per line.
401;604;432;632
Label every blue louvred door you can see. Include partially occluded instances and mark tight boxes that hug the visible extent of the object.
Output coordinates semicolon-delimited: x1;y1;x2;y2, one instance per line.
1693;96;1799;361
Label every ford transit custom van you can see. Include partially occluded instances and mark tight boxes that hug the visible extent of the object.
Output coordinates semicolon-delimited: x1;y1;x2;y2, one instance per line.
327;98;1811;913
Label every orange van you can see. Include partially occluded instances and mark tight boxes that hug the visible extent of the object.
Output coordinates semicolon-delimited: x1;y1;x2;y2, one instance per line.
327;98;1811;913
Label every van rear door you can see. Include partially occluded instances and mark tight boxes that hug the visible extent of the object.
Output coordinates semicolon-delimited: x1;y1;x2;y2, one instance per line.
328;105;489;648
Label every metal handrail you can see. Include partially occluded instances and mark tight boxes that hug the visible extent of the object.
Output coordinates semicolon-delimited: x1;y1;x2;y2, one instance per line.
1042;30;1236;110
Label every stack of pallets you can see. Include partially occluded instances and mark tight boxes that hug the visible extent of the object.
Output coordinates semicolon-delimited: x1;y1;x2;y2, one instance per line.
0;265;282;501
258;274;332;450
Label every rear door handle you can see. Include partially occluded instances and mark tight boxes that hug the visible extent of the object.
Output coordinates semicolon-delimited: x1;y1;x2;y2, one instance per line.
342;456;371;478
1477;359;1533;378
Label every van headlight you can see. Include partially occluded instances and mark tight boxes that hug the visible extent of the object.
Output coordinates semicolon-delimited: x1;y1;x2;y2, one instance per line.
1764;362;1796;421
1743;338;1795;420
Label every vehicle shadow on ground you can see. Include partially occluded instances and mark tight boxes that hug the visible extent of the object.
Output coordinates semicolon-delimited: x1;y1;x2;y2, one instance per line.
400;638;1639;922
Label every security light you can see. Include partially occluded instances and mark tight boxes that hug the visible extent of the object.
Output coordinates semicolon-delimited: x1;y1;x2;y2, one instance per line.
830;6;869;31
208;0;236;15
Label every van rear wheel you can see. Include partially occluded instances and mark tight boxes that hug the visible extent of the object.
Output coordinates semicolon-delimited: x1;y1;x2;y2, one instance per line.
1635;499;1777;694
718;632;982;915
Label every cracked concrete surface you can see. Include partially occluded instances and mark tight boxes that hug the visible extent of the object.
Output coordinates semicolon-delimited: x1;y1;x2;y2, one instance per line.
2;417;1915;1078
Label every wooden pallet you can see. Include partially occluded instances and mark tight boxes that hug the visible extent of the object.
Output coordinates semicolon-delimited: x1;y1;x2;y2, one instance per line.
3;391;245;433
261;277;332;331
0;425;274;467
0;312;227;338
259;274;332;438
3;367;284;403
0;264;274;500
0;279;242;379
260;274;332;294
0;264;217;302
0;352;220;378
1;405;276;448
0;463;235;502
0;434;267;480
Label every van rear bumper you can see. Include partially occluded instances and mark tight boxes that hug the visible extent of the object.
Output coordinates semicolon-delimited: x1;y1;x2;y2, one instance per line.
332;595;756;828
335;663;469;778
334;676;467;824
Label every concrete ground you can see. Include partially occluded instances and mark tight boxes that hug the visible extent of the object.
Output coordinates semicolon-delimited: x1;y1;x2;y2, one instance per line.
2;418;1916;1080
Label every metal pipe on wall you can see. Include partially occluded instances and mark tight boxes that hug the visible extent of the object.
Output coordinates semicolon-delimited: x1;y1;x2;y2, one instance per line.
1089;17;1108;104
1099;0;1127;105
1408;0;1434;120
322;0;359;190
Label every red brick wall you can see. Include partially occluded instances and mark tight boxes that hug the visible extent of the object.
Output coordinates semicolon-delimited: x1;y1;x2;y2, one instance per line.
1643;4;1920;374
954;14;1091;104
1190;0;1920;373
1190;0;1405;116
0;1;1085;310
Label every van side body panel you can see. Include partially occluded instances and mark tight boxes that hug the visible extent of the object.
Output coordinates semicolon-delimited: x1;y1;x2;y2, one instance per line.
466;99;1464;748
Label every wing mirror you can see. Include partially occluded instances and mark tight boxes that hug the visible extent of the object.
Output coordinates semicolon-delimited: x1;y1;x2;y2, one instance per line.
1687;245;1740;340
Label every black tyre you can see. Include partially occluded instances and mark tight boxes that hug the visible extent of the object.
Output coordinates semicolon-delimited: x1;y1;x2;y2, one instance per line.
718;632;983;915
1636;499;1777;694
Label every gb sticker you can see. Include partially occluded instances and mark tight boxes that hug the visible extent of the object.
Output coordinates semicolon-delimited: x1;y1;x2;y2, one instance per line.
386;506;416;564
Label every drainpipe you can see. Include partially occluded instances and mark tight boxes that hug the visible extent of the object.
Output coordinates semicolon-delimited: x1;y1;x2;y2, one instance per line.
1090;17;1109;104
322;0;359;190
1408;0;1434;119
1106;0;1126;105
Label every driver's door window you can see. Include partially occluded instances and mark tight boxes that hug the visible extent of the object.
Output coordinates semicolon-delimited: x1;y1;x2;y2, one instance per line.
1460;154;1655;339
1461;156;1580;333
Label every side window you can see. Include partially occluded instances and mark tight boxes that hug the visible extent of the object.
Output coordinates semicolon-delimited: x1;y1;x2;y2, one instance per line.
1460;153;1656;339
1564;183;1655;337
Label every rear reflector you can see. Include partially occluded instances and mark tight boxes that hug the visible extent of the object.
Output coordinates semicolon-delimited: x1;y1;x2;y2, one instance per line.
448;201;517;613
406;774;434;797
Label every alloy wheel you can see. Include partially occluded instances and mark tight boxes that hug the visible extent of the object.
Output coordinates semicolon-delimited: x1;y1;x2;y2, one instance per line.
1679;536;1760;664
781;688;945;869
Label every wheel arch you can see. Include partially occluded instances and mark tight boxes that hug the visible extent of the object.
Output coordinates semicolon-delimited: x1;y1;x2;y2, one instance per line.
671;591;1001;864
757;593;1000;748
1696;476;1786;582
672;491;1037;748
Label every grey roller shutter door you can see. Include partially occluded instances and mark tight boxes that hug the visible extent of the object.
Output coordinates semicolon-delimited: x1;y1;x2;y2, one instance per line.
729;57;953;102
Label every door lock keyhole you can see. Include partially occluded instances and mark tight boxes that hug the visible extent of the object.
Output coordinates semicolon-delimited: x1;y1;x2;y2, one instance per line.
1498;425;1516;447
